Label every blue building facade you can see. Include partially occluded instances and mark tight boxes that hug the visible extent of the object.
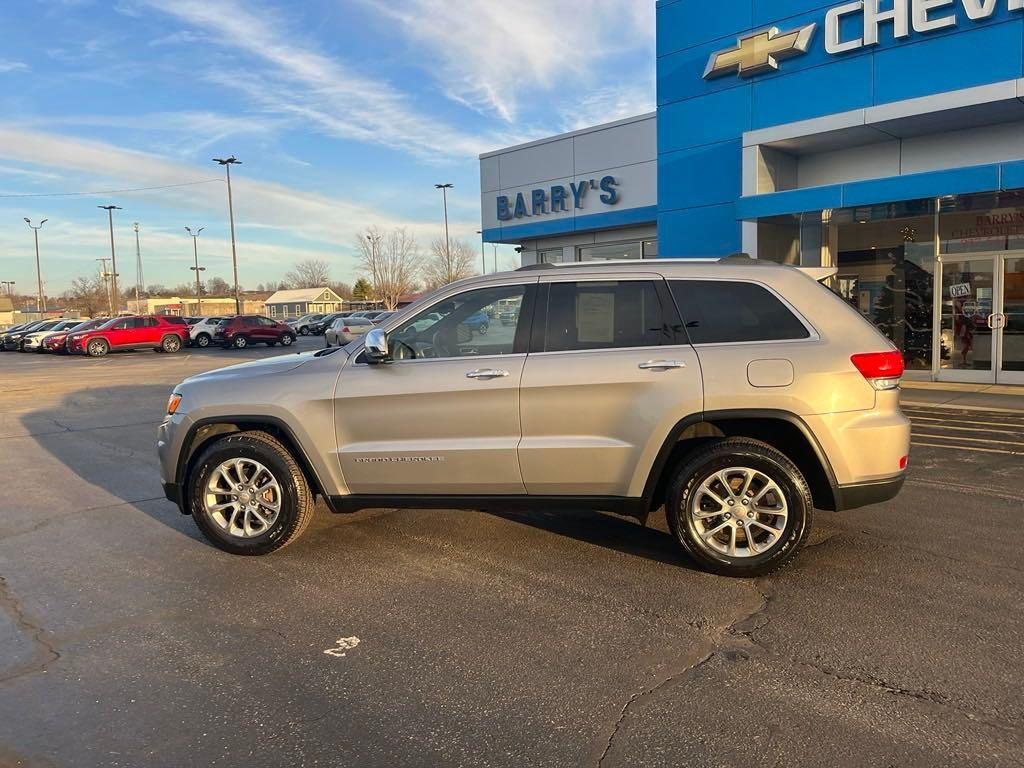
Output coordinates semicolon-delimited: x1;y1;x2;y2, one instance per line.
657;0;1024;259
482;2;1024;384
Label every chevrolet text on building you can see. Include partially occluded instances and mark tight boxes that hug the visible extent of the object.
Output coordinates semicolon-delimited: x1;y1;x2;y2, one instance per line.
496;176;620;221
706;0;1024;79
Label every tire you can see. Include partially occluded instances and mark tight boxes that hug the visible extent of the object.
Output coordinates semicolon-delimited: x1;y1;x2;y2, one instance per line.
280;334;295;347
233;335;249;349
161;335;183;353
666;437;812;577
195;333;211;348
267;341;277;347
187;431;315;556
299;326;309;336
86;338;109;358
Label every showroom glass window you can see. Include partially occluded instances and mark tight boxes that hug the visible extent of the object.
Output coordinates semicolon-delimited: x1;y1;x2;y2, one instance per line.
831;200;936;371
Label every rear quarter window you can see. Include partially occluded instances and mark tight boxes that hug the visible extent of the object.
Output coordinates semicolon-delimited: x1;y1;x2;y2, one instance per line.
669;280;811;344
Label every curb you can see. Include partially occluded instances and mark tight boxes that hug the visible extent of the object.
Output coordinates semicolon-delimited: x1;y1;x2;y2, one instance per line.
900;399;1024;415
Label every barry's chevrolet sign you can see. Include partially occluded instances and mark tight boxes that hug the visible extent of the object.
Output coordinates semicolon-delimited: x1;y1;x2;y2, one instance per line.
705;0;1024;80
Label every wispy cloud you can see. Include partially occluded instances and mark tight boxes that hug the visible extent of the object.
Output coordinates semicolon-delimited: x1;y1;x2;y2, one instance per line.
0;126;479;288
137;0;495;161
359;0;655;123
0;59;30;74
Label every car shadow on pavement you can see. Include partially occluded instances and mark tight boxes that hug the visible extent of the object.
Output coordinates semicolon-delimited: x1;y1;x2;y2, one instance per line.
15;384;205;544
482;507;697;570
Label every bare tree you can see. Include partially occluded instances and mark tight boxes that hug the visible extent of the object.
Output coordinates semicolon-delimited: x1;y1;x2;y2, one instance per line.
285;259;331;289
421;237;477;290
330;281;353;301
206;276;231;296
64;276;109;317
354;227;421;310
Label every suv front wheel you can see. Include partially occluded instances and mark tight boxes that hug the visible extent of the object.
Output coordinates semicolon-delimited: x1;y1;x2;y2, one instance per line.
667;438;812;577
188;431;315;555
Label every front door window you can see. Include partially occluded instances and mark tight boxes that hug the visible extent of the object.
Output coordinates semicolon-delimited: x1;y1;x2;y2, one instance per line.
385;285;527;361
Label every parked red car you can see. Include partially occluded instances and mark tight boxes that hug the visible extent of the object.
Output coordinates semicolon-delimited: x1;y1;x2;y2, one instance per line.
214;315;296;349
43;318;108;353
67;315;189;357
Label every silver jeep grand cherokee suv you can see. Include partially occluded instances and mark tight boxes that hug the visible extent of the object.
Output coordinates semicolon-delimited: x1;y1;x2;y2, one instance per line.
158;257;911;576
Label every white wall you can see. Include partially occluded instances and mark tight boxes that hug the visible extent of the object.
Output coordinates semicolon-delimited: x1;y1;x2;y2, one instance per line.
480;114;657;234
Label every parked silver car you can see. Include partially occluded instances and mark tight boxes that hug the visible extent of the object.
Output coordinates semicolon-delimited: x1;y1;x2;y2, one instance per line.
160;257;911;576
324;316;374;347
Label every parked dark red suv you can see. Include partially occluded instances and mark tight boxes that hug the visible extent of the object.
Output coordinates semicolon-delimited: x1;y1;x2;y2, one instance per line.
67;315;189;357
214;315;296;349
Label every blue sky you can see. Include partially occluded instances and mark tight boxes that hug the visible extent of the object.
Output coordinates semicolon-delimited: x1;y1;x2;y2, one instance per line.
0;0;655;296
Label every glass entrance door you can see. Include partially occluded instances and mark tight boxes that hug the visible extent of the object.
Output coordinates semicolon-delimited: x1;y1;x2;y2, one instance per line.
1000;256;1024;384
938;253;1024;384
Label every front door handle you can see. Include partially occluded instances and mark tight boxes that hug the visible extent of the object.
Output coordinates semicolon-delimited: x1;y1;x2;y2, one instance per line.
639;360;687;370
466;368;510;380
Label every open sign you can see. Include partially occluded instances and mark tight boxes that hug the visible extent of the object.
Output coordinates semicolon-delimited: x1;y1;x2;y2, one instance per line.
948;283;971;298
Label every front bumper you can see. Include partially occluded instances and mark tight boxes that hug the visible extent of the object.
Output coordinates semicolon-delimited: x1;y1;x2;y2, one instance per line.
833;474;906;511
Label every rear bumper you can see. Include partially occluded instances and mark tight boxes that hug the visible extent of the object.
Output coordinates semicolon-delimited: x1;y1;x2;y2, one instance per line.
833;474;906;511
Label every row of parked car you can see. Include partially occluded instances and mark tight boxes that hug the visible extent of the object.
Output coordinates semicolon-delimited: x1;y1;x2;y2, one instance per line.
0;309;404;358
0;314;299;356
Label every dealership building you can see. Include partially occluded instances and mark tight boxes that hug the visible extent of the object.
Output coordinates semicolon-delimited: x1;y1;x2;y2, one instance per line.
481;0;1024;385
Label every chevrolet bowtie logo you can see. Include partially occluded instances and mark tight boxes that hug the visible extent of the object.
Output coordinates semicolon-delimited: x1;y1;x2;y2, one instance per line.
704;24;817;80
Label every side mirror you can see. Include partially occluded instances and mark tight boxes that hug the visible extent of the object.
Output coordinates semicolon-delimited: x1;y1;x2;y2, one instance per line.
364;328;390;364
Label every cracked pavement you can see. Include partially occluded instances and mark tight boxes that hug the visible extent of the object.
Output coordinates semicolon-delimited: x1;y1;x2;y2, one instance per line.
0;342;1022;767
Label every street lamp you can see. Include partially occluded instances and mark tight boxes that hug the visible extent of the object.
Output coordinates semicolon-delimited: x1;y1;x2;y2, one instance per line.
133;223;145;312
435;183;453;276
23;218;48;313
0;280;14;296
213;156;242;314
476;230;486;275
186;226;206;315
98;205;122;314
95;258;113;316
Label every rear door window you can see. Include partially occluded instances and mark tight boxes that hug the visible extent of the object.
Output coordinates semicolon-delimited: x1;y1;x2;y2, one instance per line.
668;280;811;344
535;280;672;352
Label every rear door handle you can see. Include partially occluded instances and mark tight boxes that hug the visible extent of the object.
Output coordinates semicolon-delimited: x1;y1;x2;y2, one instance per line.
466;368;510;380
639;360;687;370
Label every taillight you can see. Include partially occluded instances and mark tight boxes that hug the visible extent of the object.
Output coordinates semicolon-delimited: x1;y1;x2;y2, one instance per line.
851;351;904;391
341;326;351;333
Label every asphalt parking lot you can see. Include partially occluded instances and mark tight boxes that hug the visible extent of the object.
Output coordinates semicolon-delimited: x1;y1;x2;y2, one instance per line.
0;342;1022;767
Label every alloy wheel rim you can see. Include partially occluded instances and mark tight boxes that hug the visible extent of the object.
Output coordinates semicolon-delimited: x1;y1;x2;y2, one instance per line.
203;458;282;539
689;467;788;558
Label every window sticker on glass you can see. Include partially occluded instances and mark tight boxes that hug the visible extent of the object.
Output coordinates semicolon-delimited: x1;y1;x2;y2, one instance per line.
577;291;615;343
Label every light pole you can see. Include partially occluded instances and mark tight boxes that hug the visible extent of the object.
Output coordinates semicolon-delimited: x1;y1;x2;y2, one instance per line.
493;244;498;273
476;230;486;275
98;205;122;314
435;183;453;277
95;258;113;316
186;226;206;315
213;156;242;314
23;218;47;312
133;222;145;312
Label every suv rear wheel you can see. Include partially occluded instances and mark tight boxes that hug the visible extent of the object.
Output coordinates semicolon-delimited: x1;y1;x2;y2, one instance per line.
161;335;182;353
188;431;315;555
666;438;812;577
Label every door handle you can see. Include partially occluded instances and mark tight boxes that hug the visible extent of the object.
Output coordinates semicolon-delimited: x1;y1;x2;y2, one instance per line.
638;360;687;370
466;368;510;380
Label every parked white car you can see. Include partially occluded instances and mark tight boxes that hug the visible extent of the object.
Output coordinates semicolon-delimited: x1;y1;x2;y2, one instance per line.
187;317;226;348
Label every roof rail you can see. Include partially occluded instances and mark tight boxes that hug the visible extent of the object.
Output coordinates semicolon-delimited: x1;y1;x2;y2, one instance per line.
515;262;559;271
